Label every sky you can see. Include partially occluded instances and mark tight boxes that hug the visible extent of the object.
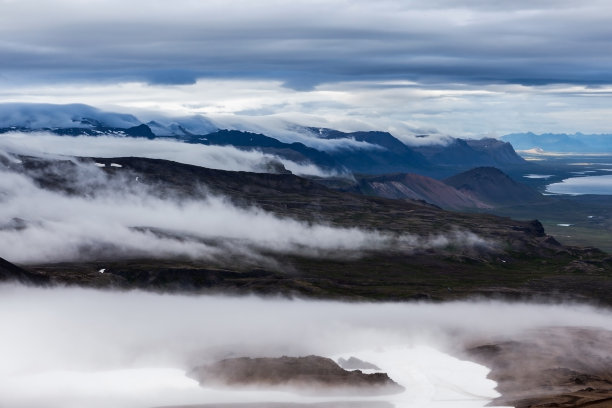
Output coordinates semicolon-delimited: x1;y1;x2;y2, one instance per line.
2;0;612;138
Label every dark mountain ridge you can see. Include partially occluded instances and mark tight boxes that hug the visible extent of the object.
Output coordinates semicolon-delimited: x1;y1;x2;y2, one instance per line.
307;128;431;174
180;129;339;169
444;167;546;207
0;102;531;176
413;138;526;169
5;155;611;304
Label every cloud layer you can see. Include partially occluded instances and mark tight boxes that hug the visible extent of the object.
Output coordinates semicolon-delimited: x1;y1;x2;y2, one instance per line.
2;1;612;137
0;131;342;176
3;0;612;88
0;285;611;408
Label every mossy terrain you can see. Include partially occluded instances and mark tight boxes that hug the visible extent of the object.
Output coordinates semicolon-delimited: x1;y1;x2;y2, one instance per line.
483;195;612;254
28;245;612;305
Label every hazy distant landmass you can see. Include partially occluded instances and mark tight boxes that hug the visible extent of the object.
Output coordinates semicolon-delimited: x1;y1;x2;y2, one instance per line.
502;132;612;153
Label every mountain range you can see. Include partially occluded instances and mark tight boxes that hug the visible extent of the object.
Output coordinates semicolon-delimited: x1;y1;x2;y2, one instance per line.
0;103;529;176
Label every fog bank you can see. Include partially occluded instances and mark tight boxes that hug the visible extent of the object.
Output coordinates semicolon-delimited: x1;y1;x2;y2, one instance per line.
2;285;611;408
0;131;342;177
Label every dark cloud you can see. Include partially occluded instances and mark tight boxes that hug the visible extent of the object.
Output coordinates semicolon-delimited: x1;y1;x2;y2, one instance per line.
142;70;199;86
2;0;612;88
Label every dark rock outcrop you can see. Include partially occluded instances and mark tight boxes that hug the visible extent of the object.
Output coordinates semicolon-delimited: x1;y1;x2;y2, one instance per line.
190;355;404;396
125;123;155;138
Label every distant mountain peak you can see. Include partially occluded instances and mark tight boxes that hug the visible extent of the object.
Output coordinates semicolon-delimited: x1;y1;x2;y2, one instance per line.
413;137;526;171
125;124;155;138
444;166;544;207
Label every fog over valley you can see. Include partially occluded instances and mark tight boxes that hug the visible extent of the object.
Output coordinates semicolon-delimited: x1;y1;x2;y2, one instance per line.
1;285;611;408
0;147;492;265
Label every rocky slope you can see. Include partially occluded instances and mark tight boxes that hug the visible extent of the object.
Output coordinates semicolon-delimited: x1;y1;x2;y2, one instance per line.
323;166;547;211
444;166;545;207
354;172;492;210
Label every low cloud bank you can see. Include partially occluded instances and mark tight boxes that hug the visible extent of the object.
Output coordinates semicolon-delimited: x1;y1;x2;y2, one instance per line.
206;114;392;151
0;103;141;129
0;150;493;264
0;131;343;177
0;285;610;408
0;102;447;153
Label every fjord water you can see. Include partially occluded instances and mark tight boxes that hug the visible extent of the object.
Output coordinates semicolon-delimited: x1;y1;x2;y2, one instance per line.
546;174;612;195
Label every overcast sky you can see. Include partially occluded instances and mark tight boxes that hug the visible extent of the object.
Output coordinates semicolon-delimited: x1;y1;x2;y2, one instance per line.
2;0;612;137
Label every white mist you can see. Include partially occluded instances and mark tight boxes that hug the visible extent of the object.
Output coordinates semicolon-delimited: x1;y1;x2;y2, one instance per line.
2;285;611;407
